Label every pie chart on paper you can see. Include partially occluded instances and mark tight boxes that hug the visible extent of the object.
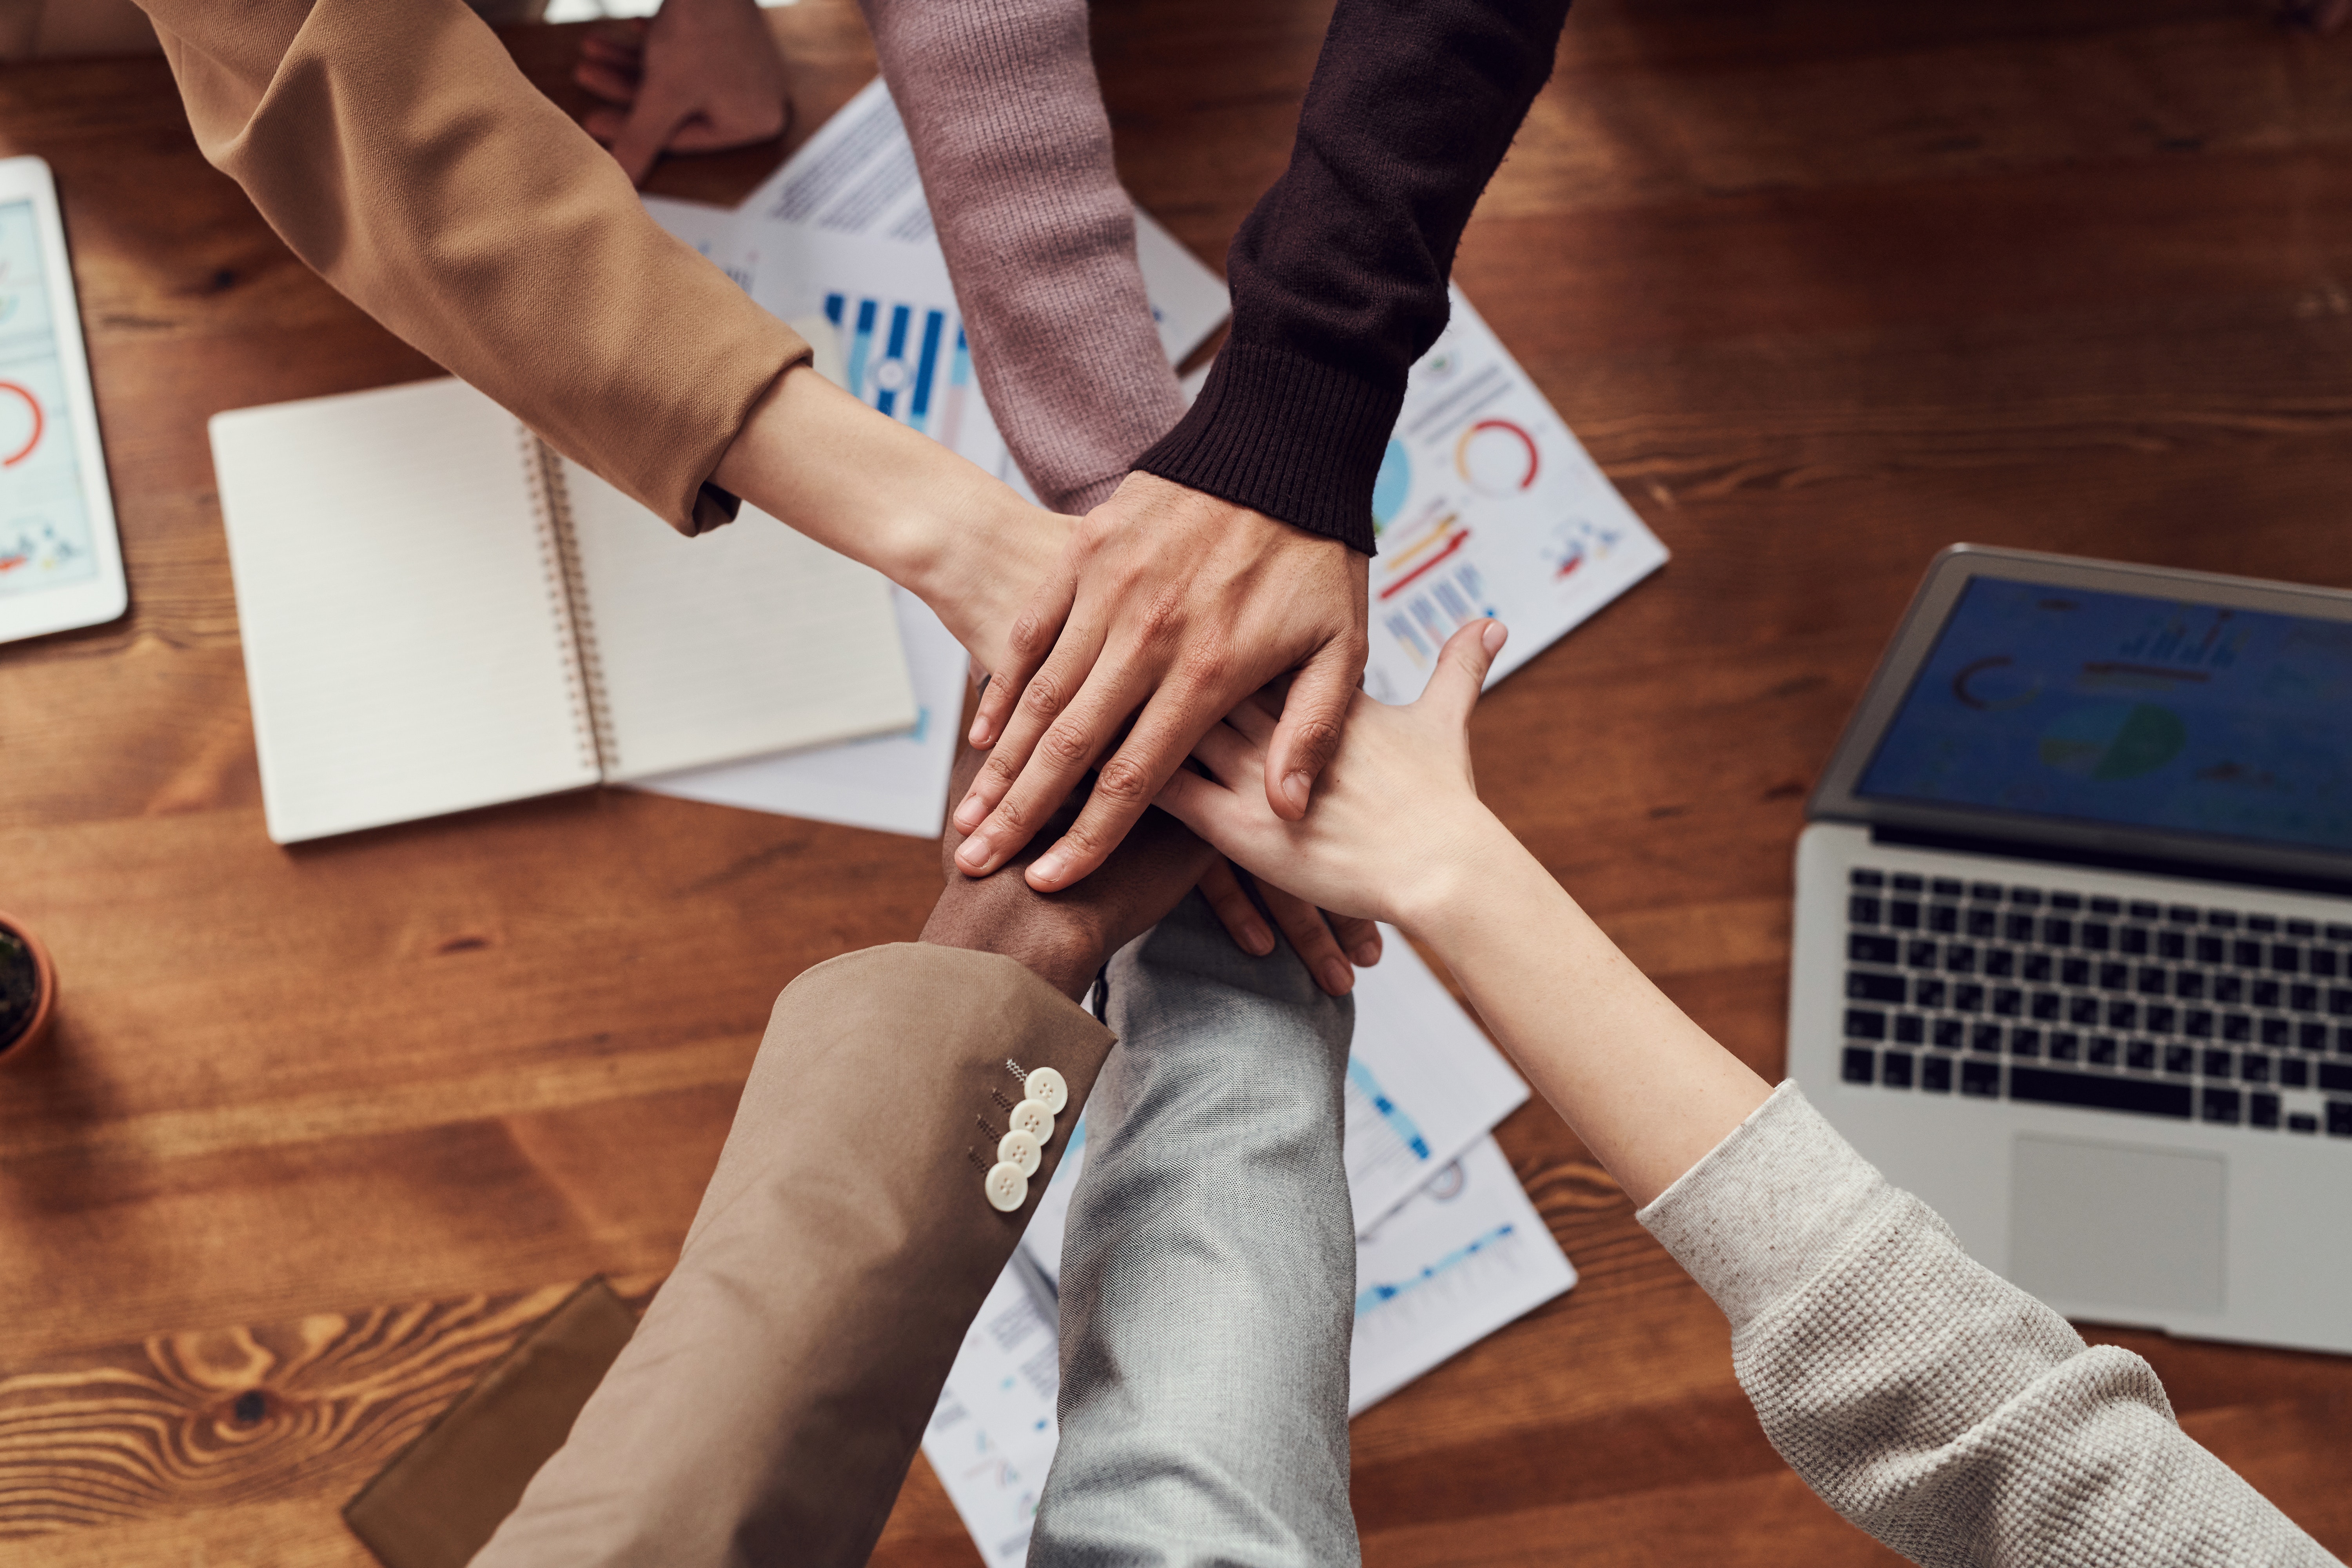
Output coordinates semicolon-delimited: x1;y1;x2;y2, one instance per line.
0;381;42;466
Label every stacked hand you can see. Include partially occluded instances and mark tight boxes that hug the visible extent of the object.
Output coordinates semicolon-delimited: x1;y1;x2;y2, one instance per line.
1155;618;1511;930
922;737;1216;1000
951;474;1370;895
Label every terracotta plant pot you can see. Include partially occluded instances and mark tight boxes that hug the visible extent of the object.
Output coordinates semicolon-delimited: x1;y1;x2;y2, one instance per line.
0;911;56;1062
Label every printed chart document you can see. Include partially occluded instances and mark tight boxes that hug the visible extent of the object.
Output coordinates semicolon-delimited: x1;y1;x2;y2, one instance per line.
1361;289;1669;705
731;78;1232;367
1344;926;1529;1233
923;1263;1065;1566
926;940;1571;1563
1349;1133;1577;1413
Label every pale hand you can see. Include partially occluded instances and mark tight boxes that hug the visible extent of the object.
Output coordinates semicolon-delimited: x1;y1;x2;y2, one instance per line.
1155;619;1512;932
951;472;1370;895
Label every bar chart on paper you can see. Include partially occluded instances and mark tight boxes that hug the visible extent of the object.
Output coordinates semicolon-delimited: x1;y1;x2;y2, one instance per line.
824;290;980;449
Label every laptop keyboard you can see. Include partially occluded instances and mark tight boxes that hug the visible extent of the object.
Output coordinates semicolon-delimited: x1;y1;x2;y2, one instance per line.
1837;869;2352;1136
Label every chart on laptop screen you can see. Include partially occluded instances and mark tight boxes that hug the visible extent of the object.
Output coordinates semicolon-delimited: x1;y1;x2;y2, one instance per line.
1858;579;2352;853
0;199;96;597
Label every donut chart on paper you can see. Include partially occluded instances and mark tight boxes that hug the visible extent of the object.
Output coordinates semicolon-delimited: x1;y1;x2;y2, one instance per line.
0;380;43;466
1454;417;1537;495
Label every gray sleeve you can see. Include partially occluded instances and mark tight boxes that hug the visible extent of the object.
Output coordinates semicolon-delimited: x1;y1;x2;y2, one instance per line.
1638;1083;2337;1567
1030;890;1359;1568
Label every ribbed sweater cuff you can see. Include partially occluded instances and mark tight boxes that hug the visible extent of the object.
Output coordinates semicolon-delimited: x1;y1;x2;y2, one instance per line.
1132;342;1395;555
1637;1082;1891;1335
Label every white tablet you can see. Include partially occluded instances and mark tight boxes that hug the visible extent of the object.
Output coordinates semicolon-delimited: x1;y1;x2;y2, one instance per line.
0;155;125;644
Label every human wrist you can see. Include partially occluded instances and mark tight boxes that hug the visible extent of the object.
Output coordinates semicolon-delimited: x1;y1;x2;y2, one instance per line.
1395;811;1544;951
917;903;1100;1001
906;483;1070;675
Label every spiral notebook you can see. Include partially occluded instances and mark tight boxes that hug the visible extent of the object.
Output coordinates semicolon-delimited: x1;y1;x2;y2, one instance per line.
211;377;916;844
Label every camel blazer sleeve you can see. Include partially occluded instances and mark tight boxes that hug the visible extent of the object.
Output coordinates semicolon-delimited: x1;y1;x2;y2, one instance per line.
136;0;808;535
470;944;1116;1568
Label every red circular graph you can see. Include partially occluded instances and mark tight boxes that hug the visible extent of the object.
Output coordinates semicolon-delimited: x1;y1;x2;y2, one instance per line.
0;381;42;466
1454;417;1538;494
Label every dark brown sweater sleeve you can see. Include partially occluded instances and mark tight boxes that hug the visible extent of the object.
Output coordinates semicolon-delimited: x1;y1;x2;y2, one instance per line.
1134;0;1573;555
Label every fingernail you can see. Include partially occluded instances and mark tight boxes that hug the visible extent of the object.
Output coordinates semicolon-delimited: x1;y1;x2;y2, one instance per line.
1352;940;1381;965
1246;925;1275;957
967;715;993;746
1284;771;1311;811
1481;619;1508;655
953;795;985;831
1031;849;1067;886
956;834;991;871
1320;957;1354;995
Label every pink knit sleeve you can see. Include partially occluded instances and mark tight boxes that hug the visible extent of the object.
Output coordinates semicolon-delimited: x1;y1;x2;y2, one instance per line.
859;0;1184;515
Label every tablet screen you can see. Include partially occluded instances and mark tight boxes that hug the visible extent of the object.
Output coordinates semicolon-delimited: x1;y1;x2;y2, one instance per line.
1857;576;2352;853
0;198;99;599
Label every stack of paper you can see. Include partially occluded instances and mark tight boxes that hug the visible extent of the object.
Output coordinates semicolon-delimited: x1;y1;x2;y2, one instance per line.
925;933;1575;1563
628;80;1232;838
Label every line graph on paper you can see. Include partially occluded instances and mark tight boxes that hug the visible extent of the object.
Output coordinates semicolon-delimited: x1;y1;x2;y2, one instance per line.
1344;1055;1436;1198
1346;1136;1577;1413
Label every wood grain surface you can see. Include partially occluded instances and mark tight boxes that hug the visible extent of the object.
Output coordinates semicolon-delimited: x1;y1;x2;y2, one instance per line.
4;1;2350;1563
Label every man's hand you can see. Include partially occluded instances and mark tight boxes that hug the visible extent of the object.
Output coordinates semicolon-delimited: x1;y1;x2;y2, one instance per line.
923;736;1216;1000
950;472;1369;894
574;0;791;186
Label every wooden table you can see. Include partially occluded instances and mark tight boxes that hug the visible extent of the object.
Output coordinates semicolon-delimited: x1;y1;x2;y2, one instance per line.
5;2;2350;1562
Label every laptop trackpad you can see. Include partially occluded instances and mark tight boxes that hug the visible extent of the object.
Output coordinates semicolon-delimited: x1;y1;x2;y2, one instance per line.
2008;1136;2225;1317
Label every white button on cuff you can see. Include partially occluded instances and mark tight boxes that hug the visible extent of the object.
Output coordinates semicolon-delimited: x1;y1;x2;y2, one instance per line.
1024;1065;1069;1116
984;1161;1029;1212
1009;1099;1054;1143
997;1128;1042;1178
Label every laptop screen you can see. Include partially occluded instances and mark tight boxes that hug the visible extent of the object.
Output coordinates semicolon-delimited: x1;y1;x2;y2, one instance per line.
1856;577;2352;855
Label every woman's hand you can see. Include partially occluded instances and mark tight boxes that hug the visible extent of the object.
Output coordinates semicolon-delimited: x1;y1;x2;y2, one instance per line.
1155;619;1513;933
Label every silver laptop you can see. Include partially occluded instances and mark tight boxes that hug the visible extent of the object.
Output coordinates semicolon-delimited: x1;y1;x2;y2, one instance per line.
1789;544;2352;1354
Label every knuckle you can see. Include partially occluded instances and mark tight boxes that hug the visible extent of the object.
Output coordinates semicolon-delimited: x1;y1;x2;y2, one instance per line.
1292;716;1345;763
1131;586;1188;650
1092;755;1152;806
1021;670;1068;720
1040;724;1093;768
991;795;1033;835
1176;647;1231;699
1008;612;1053;660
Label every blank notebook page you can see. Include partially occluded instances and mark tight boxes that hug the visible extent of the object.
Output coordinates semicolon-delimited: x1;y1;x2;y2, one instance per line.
554;457;916;781
212;380;597;844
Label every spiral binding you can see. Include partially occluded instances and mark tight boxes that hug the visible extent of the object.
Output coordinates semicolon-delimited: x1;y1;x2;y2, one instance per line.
520;427;617;777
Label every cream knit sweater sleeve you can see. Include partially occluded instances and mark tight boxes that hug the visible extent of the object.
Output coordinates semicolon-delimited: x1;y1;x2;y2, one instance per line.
1639;1082;2338;1566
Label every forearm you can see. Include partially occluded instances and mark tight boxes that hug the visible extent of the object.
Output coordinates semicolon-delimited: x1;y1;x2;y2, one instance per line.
862;0;1184;514
475;947;1114;1568
141;0;803;535
1642;1089;2333;1566
1134;0;1574;550
1407;825;1769;1207
714;366;1071;674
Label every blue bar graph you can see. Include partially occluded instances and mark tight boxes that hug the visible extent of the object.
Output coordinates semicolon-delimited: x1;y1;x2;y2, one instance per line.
824;290;962;439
